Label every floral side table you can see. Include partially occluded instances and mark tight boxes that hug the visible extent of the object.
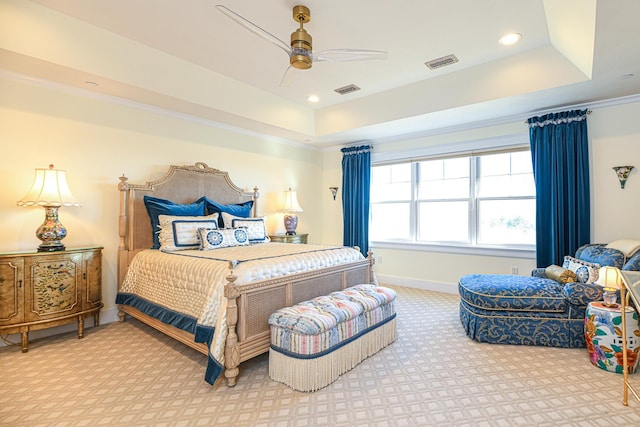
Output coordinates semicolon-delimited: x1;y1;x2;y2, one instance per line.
585;301;640;374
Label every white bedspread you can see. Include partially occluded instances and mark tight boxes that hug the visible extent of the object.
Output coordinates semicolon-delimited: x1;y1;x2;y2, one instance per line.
119;243;365;383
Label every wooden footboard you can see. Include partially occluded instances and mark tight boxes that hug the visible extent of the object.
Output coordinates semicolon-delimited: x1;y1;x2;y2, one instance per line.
117;253;374;386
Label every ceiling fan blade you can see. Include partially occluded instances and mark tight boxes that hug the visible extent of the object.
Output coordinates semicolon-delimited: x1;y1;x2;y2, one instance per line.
216;5;291;55
314;49;388;62
278;66;298;87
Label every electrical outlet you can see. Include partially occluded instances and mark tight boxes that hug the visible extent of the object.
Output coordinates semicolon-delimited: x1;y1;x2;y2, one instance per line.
511;266;519;275
377;255;383;264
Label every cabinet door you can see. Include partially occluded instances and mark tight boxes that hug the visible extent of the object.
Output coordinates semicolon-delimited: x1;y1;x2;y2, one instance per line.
0;257;24;326
24;252;82;322
82;249;102;310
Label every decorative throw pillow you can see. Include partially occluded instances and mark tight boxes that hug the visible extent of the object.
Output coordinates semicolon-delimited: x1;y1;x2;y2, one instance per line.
562;256;601;284
607;240;640;258
144;195;207;249
623;251;640;271
205;199;253;227
545;264;577;284
225;215;270;243
198;227;250;250
576;245;625;269
157;213;219;251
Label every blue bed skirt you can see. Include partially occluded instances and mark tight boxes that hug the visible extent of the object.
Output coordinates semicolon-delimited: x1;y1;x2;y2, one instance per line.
116;293;222;384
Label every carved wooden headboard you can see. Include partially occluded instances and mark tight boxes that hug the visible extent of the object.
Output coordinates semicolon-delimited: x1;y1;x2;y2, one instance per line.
117;162;258;287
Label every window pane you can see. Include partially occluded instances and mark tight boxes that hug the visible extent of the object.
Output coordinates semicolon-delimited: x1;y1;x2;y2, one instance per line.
370;148;535;248
370;203;411;240
479;153;510;176
478;152;535;197
418;201;469;242
371;164;411;202
477;199;536;245
418;158;470;199
510;151;532;174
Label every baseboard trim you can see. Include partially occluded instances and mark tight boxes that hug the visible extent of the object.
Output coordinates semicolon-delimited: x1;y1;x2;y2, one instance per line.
376;274;458;295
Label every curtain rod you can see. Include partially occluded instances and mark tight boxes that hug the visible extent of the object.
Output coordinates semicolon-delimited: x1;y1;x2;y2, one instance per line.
524;109;592;124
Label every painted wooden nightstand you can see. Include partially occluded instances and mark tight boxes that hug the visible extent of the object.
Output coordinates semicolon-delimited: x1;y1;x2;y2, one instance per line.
269;234;308;244
0;246;103;352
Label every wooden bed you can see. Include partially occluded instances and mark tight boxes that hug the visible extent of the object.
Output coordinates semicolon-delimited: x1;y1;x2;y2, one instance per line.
117;162;375;386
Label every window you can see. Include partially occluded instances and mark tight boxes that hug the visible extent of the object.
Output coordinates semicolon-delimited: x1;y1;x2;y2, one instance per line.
370;149;535;249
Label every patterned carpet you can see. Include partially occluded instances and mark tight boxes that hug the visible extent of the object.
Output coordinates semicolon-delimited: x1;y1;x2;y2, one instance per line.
1;285;639;426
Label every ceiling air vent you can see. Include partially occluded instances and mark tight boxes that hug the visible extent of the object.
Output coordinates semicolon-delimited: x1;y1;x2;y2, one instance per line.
425;54;459;70
334;84;361;95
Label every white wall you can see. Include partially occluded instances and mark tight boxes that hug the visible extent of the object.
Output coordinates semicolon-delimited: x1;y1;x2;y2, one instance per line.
589;102;640;242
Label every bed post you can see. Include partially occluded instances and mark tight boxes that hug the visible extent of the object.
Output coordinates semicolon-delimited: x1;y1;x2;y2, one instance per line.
367;250;376;284
117;175;130;322
224;272;241;386
247;186;259;217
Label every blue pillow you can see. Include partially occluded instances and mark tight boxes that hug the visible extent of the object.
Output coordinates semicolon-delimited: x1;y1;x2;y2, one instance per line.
205;199;253;227
143;196;207;249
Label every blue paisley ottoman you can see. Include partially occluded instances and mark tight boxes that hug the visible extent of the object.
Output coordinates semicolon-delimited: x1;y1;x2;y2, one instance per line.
268;284;397;392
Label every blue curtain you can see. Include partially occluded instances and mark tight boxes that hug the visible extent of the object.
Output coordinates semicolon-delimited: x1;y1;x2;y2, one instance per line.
341;145;371;256
528;109;590;267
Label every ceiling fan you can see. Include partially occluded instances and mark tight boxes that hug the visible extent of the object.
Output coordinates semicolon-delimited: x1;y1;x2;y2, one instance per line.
216;4;388;83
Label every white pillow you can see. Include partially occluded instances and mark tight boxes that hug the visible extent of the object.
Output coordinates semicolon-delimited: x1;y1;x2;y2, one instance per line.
606;240;640;258
158;213;219;251
562;256;601;284
221;213;270;243
198;227;250;250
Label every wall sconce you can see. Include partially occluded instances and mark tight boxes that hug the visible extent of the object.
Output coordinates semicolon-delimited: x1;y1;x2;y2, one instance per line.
329;186;339;200
16;164;82;251
613;165;634;189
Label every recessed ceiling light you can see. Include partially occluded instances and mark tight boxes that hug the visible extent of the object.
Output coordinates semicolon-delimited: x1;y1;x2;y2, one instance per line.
307;95;319;103
498;33;522;46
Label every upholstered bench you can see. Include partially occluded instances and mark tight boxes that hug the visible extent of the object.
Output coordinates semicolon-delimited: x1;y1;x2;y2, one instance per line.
268;284;397;392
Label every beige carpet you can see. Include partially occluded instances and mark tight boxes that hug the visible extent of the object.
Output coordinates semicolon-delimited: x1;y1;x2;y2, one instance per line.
1;286;639;426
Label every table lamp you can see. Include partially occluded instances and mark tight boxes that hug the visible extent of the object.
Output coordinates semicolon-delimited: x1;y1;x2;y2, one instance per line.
17;164;82;252
595;266;623;307
281;188;303;235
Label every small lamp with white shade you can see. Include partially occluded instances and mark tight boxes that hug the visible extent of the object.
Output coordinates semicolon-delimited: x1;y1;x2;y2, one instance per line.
17;164;82;252
281;188;303;235
595;266;624;307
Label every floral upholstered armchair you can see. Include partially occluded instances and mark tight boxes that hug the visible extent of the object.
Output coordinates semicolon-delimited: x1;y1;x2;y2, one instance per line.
459;241;640;348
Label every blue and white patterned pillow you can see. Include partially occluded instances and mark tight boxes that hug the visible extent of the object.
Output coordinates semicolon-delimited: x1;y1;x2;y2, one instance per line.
562;256;601;284
158;213;219;251
198;227;250;250
221;213;270;243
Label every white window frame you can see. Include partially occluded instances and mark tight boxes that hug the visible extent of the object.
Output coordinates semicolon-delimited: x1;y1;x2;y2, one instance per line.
370;135;536;259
